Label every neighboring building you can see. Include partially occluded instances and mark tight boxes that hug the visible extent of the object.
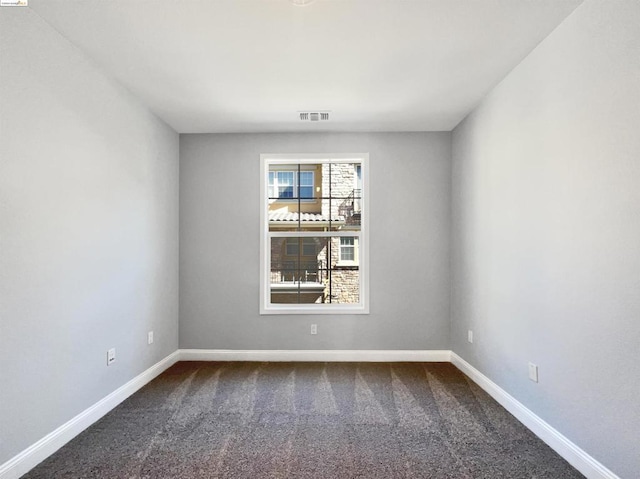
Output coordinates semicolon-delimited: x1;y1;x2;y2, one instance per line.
268;163;362;304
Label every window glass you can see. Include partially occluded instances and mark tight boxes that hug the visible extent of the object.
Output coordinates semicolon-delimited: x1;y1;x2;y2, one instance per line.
299;171;314;199
340;237;355;261
277;171;294;198
261;156;368;313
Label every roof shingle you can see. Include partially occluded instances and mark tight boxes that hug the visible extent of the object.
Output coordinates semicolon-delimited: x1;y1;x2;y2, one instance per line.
268;212;344;222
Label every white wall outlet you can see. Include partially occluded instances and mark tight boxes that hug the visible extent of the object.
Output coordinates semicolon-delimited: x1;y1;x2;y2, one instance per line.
107;348;116;366
148;331;154;345
310;324;317;335
467;330;473;343
528;362;539;383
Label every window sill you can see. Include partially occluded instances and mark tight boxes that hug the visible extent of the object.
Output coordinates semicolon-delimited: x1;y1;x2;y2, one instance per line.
260;303;369;315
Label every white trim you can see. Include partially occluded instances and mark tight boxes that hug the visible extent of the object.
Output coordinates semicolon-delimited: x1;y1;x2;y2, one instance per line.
260;153;370;315
262;154;366;163
260;302;369;315
270;283;325;291
0;351;180;479
268;230;354;237
450;353;620;479
179;349;451;363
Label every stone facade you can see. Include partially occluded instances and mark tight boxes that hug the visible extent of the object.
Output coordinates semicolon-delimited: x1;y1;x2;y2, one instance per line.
321;163;358;225
328;267;360;304
321;162;360;304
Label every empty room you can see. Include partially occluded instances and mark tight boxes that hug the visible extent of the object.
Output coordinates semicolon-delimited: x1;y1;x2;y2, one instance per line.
1;0;638;478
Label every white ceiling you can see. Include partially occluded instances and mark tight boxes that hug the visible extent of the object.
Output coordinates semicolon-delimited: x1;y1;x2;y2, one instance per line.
30;0;583;133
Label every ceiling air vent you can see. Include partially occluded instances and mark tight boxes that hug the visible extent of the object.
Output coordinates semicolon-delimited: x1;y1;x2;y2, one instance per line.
299;111;330;122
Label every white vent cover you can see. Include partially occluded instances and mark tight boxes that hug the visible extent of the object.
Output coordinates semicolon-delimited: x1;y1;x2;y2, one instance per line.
299;111;330;121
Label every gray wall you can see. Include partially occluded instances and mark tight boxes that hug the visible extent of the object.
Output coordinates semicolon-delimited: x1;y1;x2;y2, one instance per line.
451;1;640;477
180;132;451;350
0;9;179;464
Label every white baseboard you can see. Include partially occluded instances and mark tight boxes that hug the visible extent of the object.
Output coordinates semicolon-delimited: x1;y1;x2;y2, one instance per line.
179;349;452;362
450;353;619;479
0;351;180;479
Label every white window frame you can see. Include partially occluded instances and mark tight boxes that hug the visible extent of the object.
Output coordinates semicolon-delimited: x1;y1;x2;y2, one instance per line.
260;154;369;315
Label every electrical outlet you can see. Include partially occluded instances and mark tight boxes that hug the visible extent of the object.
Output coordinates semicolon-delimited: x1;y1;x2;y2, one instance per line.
467;330;473;343
107;348;116;366
148;331;154;345
310;324;317;335
528;362;539;383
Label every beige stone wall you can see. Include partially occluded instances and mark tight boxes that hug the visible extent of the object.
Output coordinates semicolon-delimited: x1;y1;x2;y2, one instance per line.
327;269;360;304
321;163;357;223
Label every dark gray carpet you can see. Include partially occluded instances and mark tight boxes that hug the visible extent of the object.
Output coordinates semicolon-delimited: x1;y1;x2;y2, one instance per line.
23;362;584;478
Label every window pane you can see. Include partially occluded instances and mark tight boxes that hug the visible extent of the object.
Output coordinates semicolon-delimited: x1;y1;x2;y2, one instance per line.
299;171;314;199
283;238;318;256
341;248;354;261
268;168;318;202
279;186;294;198
270;236;326;304
277;171;294;198
329;268;360;304
329;238;359;304
299;186;314;199
267;169;320;232
271;237;324;278
285;238;298;256
269;236;359;305
268;172;275;198
317;162;361;230
302;238;317;256
278;171;294;184
340;236;355;261
299;171;313;186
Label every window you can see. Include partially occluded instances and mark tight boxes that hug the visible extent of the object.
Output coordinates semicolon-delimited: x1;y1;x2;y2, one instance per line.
268;171;293;198
299;171;314;199
286;238;317;256
269;170;314;200
260;154;369;314
339;237;356;262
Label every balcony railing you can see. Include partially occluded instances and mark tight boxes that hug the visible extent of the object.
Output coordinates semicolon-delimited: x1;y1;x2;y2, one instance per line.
270;261;327;284
338;188;361;224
